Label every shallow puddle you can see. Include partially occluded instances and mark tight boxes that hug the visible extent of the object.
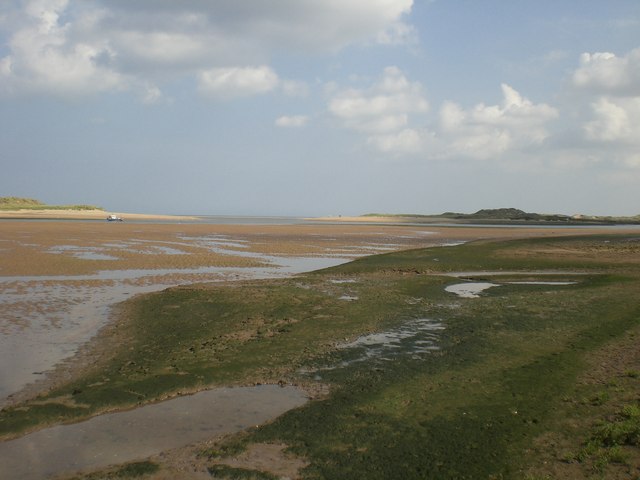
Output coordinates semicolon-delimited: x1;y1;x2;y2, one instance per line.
0;385;307;480
445;282;498;298
0;255;352;406
338;295;359;301
445;276;582;299
48;245;120;261
444;271;583;298
304;318;444;376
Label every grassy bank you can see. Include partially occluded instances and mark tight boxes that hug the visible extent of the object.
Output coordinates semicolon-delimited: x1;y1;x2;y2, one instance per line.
1;235;639;478
0;196;101;211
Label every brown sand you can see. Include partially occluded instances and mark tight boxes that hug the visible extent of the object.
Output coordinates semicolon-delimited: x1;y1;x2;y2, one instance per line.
1;220;628;277
0;209;197;221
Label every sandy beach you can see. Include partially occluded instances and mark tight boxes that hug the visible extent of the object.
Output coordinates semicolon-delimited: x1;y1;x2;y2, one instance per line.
0;208;198;221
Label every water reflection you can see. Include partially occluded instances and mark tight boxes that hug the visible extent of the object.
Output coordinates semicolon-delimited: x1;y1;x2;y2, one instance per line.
0;385;307;480
0;256;351;405
302;318;444;377
445;282;498;298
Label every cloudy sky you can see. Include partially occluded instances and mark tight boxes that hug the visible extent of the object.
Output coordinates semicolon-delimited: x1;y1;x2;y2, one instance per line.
1;1;639;216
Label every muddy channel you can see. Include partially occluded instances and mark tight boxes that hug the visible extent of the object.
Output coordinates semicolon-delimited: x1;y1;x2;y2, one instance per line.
0;385;307;480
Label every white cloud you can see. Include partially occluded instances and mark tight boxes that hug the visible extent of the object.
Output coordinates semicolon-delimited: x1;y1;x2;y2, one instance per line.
140;83;163;105
0;0;126;96
572;47;640;96
328;66;428;154
103;0;414;51
328;71;559;160
113;31;210;67
275;115;309;128
567;47;640;172
439;101;465;130
437;84;559;159
0;0;414;98
584;97;640;143
198;66;279;99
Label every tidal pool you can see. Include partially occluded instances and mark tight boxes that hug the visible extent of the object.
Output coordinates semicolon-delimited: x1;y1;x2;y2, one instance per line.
302;317;445;377
0;255;352;406
444;271;583;299
0;385;307;480
445;282;498;298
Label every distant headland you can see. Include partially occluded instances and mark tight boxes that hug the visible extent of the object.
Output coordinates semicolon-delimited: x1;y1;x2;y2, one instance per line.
316;208;640;225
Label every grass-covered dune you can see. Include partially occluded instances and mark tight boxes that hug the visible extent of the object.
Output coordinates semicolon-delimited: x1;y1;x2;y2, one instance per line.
359;208;640;225
2;235;639;478
0;196;101;211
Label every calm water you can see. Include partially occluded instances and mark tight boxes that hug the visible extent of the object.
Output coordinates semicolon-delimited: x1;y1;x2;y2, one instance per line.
445;282;499;298
0;255;351;405
0;385;307;480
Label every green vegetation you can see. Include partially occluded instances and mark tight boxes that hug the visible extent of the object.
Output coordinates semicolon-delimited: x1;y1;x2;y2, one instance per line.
0;196;44;207
1;234;639;478
568;402;640;473
0;196;101;211
207;465;280;479
363;208;640;225
67;461;160;479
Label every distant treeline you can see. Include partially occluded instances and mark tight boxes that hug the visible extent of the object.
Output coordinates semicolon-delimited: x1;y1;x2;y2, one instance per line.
0;196;101;211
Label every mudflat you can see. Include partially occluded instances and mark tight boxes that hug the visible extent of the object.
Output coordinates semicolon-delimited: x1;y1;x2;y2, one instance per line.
1;220;620;404
0;219;619;276
1;220;640;479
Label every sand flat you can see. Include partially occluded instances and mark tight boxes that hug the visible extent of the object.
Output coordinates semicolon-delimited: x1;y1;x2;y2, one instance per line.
1;219;636;405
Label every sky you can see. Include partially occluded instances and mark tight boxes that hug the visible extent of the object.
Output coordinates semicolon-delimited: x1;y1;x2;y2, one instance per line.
1;1;639;216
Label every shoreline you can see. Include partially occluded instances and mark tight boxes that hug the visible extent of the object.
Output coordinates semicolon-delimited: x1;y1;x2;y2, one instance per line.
311;214;640;226
3;209;636;227
3;222;639;407
0;209;199;221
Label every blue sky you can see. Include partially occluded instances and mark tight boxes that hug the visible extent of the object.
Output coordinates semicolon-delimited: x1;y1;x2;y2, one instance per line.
1;1;639;216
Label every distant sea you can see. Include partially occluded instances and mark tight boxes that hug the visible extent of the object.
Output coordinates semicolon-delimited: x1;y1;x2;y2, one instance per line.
4;214;640;229
190;215;310;225
189;216;640;229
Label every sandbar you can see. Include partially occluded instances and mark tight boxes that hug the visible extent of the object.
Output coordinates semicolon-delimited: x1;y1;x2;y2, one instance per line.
0;208;197;221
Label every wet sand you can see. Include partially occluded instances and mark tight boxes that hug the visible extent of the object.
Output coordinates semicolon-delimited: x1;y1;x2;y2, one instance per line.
0;385;307;480
0;220;442;404
1;219;638;478
1;219;631;405
0;209;197;221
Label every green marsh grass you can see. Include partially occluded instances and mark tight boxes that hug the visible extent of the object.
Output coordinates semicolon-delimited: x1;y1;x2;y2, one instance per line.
66;461;160;479
1;234;639;478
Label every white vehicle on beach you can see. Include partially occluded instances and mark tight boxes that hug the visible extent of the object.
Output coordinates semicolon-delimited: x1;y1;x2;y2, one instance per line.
107;214;123;222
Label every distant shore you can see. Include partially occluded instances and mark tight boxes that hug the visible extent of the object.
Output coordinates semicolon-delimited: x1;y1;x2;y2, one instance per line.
3;209;636;226
312;214;640;226
0;209;199;221
312;215;445;224
312;215;406;222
